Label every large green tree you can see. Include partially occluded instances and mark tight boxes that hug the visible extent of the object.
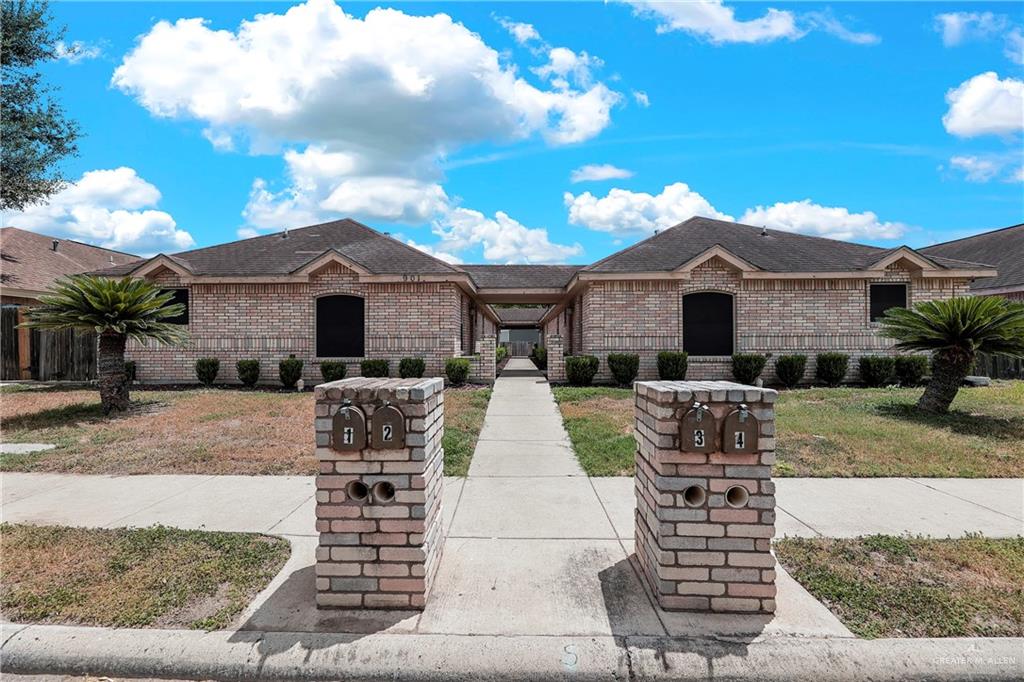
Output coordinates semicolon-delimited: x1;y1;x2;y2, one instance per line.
880;296;1024;414
1;0;81;211
22;276;187;414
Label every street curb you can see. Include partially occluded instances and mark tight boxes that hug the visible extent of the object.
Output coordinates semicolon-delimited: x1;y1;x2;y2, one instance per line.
2;624;1022;681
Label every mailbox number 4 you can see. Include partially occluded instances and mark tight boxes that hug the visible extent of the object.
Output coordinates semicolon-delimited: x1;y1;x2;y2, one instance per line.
734;431;745;450
693;429;705;447
382;424;393;442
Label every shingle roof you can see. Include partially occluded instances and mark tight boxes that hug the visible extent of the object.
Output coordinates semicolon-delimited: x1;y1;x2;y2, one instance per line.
459;265;583;289
0;227;138;296
92;219;462;277
920;224;1022;291
585;216;985;274
494;306;549;324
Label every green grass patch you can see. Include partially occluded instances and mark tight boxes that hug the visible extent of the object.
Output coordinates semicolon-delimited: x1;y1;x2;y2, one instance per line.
0;523;290;630
442;387;492;476
553;387;634;476
776;535;1024;638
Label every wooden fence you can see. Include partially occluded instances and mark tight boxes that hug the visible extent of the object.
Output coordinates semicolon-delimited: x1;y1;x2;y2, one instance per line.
1;304;98;381
973;353;1023;380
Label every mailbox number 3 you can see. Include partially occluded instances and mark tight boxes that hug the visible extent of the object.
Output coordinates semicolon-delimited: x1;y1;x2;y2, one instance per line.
382;424;393;442
693;429;705;447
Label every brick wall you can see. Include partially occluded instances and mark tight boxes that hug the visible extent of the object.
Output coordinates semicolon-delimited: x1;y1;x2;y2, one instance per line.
127;263;466;384
579;258;972;384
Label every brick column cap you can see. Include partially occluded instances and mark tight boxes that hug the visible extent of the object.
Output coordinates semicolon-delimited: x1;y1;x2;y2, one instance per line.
635;380;778;405
314;377;444;401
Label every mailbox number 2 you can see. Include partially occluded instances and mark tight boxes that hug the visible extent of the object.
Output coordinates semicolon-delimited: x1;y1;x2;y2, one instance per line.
734;431;745;450
693;429;705;448
382;424;393;443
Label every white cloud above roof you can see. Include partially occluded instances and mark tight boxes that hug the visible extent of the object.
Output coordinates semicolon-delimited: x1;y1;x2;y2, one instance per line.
942;72;1024;138
739;200;906;241
570;164;634;183
565;182;733;234
0;168;194;255
433;208;582;264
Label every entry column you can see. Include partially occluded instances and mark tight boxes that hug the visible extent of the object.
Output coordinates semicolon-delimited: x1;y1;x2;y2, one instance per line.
634;381;777;613
314;377;445;609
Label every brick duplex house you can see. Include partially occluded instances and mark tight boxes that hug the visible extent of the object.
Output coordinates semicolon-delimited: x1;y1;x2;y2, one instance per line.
95;216;998;385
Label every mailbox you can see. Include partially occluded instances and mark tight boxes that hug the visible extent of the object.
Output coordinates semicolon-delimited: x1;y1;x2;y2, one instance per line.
722;404;759;454
371;403;406;449
331;404;367;452
680;402;717;453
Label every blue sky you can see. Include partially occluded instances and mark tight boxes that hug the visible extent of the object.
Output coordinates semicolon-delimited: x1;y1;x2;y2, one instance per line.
4;1;1022;262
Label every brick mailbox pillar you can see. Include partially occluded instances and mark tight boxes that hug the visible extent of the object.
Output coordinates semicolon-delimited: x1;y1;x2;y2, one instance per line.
634;381;777;614
314;377;445;609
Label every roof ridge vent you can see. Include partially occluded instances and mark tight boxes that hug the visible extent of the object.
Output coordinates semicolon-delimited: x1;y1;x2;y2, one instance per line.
761;226;767;236
282;229;289;239
51;239;59;251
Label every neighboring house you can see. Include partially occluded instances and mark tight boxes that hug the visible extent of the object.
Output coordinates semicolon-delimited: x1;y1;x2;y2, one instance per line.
0;227;138;380
492;306;551;353
94;216;997;386
921;223;1024;301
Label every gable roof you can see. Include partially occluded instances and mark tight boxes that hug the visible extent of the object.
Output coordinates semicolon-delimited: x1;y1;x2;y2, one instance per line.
459;264;582;289
494;306;549;325
93;218;463;278
0;227;138;297
920;223;1022;292
584;216;987;275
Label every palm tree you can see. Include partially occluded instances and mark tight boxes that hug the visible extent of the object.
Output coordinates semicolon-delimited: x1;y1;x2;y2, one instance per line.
879;296;1024;414
21;275;187;413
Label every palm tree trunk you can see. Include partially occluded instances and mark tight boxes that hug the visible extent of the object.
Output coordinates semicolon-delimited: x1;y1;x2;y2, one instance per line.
97;332;129;414
917;351;972;414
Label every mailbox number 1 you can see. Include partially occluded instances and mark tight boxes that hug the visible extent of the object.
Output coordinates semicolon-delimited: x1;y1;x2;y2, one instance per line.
734;431;745;450
342;427;355;445
693;429;705;447
382;424;393;442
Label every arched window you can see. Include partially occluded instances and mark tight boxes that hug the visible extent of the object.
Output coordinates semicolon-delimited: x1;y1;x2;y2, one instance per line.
682;292;734;356
316;295;365;357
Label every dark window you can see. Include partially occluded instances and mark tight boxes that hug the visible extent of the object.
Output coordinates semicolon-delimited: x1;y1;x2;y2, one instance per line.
162;289;189;325
316;295;365;357
683;292;734;356
869;284;907;321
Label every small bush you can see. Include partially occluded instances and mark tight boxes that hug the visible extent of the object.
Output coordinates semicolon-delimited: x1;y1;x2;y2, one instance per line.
816;352;849;387
124;360;137;383
399;357;426;379
236;359;260;387
732;353;767;385
774;354;807;389
859;356;896;387
445;357;471;385
195;357;220;386
895;355;929;387
360;359;389;378
566;355;599;386
496;346;509;364
657;351;688;380
607;353;640;386
279;355;304;388
319;360;347;382
532;346;547;370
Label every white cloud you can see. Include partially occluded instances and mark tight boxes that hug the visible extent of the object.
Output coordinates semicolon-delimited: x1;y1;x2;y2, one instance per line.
0;167;194;255
934;12;1007;47
805;11;880;46
54;40;102;64
1006;28;1024;65
632;90;651;107
202;128;235;151
533;47;602;88
564;182;733;234
1012;166;1024;183
627;1;801;44
949;155;1001;182
942;72;1024;138
739;200;906;241
405;239;461;264
433;208;582;263
570;164;634;183
496;16;540;45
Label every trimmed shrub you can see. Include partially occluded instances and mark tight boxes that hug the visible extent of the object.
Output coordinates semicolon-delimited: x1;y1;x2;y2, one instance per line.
532;346;547;370
565;355;599;386
895;355;929;387
607;353;640;386
657;351;688;380
124;360;137;383
859;356;896;387
360;359;389;378
774;354;807;389
445;357;471;386
399;357;426;379
279;355;304;388
496;346;509;364
731;353;767;385
195;357;220;386
816;352;849;387
236;359;260;387
320;360;347;382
